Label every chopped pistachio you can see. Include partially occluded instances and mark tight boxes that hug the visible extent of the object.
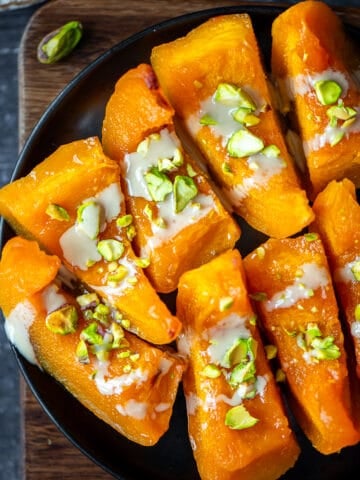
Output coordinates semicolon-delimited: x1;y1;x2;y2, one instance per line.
97;239;125;261
229;360;256;386
123;364;132;373
200;114;218;126
342;117;357;129
127;276;138;285
305;323;322;344
107;265;129;284
130;353;140;362
304;232;318;242
275;368;286;382
75;339;89;364
249;315;257;326
255;246;266;259
225;404;259;430
116;214;133;228
37;20;83;64
77;201;101;240
80;322;103;345
111;322;125;349
219;296;234;312
118;350;131;359
201;364;221;378
153;216;167;229
227;129;264;158
232;107;252;124
264;344;277;360
46;203;70;221
173;175;198;213
93;303;110;324
158;157;177;173
351;261;360;281
149;133;161;142
249;292;267;301
355;304;360;321
134;257;150;268
143;203;153;220
136;138;150;155
262;144;281;158
45;305;78;335
186;163;197;178
126;224;137;241
330;130;345;147
314;80;342;105
144;167;172;202
327;104;357;121
215;83;256;111
122;319;131;329
221;162;233;175
76;292;99;309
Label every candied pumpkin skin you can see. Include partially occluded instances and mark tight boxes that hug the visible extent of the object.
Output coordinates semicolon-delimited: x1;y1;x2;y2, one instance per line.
102;63;240;293
0;137;181;345
151;14;314;238
243;235;360;454
271;0;360;197
0;236;186;446
312;179;360;378
176;250;300;480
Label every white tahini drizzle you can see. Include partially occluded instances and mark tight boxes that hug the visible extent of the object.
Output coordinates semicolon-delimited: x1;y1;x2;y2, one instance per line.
265;262;329;311
94;361;149;396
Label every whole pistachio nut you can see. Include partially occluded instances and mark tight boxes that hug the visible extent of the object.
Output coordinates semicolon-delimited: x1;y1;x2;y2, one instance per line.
37;20;83;64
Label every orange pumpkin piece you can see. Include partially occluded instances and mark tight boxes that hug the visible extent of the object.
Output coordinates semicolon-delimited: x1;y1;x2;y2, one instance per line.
102;63;240;293
243;235;360;454
312;178;360;377
151;14;314;238
176;249;300;480
0;236;186;446
271;0;360;197
0;137;181;345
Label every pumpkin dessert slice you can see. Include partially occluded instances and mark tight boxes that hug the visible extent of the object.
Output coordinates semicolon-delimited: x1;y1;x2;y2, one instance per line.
312;178;360;378
151;14;313;238
176;249;300;480
243;235;360;454
0;236;186;446
0;137;181;345
271;0;360;197
102;63;240;293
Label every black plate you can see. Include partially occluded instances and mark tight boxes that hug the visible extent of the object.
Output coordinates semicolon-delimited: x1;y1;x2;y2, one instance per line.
2;4;360;480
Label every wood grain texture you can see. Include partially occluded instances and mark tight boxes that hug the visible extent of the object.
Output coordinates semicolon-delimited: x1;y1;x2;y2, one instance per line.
18;1;245;477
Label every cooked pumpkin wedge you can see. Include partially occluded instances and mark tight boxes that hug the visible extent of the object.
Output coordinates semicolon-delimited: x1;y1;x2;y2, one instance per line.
176;249;300;480
271;0;360;197
151;14;314;238
243;235;360;454
312;179;360;378
102;63;240;293
0;236;186;446
0;137;181;345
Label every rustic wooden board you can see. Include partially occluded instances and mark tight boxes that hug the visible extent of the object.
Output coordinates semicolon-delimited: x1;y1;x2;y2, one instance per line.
18;1;249;477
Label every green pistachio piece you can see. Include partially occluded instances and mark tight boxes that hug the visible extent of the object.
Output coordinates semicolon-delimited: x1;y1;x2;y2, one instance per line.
351;261;360;281
97;239;125;261
232;107;252;124
264;344;277;360
126;224;137;241
144;167;172;202
330;130;345;147
45;305;78;334
116;214;133;228
355;304;360;321
46;203;70;221
93;303;111;325
37;20;83;64
227;129;264;158
221;337;257;368
314;80;342;105
111;322;125;349
158;158;177;173
136;137;150;155
107;264;128;284
243;113;260;127
202;364;221;378
229;360;256;386
221;162;233;175
76;339;89;363
173;148;184;167
262;144;281;158
225;404;259;430
305;323;322;345
215;83;256;111
134;257;151;268
275;368;286;382
304;232;318;242
219;296;234;312
249;315;257;326
80;322;103;345
77;201;101;240
186;163;197;178
76;292;100;309
200;114;218;126
327;105;357;121
311;336;341;360
173;175;198;213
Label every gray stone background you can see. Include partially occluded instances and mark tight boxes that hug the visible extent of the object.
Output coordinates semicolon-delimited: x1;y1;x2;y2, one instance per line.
0;1;359;479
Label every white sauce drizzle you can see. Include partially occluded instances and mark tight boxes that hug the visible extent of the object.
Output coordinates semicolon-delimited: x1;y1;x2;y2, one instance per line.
154;402;170;413
185;392;199;416
4;301;38;365
351;321;360;339
116;400;148;420
204;313;251;365
94;361;149;396
334;257;360;283
265;262;329;311
285;69;349;100
41;284;67;313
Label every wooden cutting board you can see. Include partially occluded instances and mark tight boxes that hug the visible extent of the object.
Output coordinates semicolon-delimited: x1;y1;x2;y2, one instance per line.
19;1;253;477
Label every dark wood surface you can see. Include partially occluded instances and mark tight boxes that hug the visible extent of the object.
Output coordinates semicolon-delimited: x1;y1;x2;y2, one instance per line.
16;0;360;478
